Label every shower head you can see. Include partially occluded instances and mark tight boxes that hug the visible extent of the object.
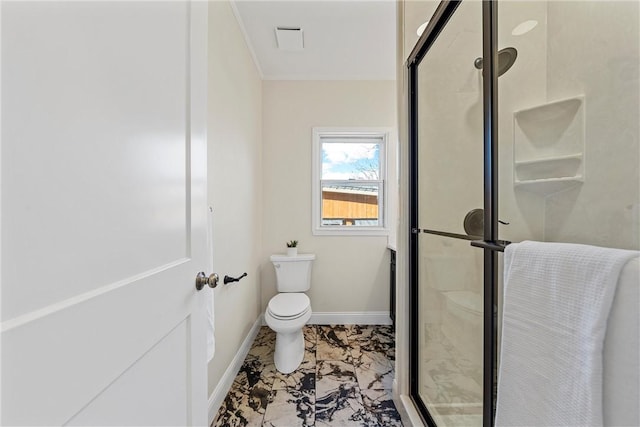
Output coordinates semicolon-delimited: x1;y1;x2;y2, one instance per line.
474;47;518;76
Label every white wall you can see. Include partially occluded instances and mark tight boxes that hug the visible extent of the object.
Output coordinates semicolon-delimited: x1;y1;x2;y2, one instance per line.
544;1;639;250
207;0;263;395
261;80;397;315
497;1;549;244
497;1;639;250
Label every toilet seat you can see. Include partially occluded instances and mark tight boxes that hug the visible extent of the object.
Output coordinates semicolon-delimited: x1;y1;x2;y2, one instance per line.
268;293;310;320
267;306;310;321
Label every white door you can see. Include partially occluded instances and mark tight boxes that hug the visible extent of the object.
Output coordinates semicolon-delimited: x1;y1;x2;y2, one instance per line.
1;1;209;425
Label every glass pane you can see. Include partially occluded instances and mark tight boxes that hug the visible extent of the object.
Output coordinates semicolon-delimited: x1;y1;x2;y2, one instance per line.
418;234;484;426
417;2;484;238
416;1;484;426
321;142;381;180
321;181;380;226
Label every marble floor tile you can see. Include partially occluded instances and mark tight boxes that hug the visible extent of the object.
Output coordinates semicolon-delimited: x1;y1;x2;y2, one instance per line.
421;342;453;360
428;403;483;416
385;346;396;362
248;327;276;361
452;357;483;388
423;327;483;385
421;359;482;406
315;382;369;426
350;326;395;362
233;356;277;392
345;325;376;343
272;361;315;391
351;343;395;366
303;327;317;365
304;325;318;347
213;324;402;427
353;351;394;391
424;323;446;344
360;389;404;427
435;413;482;427
315;360;372;426
213;383;268;427
213;354;277;427
263;388;315;427
316;325;352;362
316;360;358;395
441;336;463;360
373;325;395;344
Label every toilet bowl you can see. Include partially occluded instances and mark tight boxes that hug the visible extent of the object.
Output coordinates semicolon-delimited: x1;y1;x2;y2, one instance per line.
264;293;312;373
266;254;315;374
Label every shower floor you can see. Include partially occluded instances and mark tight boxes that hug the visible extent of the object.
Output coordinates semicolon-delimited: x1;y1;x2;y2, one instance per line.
420;323;483;426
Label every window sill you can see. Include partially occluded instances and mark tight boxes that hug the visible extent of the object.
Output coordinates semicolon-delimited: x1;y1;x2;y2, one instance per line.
312;227;390;236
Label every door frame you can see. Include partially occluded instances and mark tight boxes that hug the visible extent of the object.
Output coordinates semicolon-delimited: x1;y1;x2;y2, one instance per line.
407;1;503;426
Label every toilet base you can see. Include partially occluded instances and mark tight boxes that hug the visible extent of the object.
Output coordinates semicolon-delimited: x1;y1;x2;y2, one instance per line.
264;305;312;374
274;329;305;374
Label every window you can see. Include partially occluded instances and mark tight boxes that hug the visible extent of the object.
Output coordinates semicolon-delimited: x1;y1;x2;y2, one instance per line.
312;128;390;235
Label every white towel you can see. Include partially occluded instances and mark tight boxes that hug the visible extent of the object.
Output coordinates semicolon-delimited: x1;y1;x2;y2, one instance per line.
205;206;216;362
496;241;639;427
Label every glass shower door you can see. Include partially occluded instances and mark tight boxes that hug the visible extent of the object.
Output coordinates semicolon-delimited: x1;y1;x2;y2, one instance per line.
410;1;638;425
414;1;485;425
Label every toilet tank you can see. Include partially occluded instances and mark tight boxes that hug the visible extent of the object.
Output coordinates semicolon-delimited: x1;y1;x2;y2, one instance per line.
270;254;315;292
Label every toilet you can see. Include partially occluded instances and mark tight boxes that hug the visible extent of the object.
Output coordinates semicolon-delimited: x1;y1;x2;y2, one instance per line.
265;253;315;374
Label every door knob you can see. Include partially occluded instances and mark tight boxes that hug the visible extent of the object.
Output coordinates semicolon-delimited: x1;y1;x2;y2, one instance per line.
195;272;219;291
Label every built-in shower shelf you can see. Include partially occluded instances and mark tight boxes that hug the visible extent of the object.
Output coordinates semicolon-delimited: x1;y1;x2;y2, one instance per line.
515;153;583;181
514;176;583;195
515;97;582;123
513;95;585;195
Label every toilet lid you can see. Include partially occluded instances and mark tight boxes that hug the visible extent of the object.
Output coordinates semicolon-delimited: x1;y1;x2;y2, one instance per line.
268;293;310;318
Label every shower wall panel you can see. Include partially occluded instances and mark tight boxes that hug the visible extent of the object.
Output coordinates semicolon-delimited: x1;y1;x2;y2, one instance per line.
496;1;549;245
498;1;639;251
544;1;640;250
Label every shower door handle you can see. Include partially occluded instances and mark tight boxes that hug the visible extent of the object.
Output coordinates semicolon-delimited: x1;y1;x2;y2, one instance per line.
470;240;511;252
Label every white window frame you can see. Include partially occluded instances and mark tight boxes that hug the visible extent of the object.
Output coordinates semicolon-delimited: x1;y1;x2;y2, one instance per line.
312;127;391;236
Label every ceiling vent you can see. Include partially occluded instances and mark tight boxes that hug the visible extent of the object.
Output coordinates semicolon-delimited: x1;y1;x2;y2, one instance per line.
275;27;304;51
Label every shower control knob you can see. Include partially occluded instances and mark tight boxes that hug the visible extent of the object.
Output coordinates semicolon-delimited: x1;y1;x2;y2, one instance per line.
195;272;219;291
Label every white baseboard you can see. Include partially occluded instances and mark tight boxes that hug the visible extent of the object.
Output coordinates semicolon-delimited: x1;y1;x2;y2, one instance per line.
308;311;392;325
208;316;262;425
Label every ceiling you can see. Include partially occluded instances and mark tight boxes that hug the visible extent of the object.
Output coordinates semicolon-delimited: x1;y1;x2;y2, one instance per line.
231;0;397;80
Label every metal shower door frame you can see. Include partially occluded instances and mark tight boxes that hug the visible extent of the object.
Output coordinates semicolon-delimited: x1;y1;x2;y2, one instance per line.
407;1;502;426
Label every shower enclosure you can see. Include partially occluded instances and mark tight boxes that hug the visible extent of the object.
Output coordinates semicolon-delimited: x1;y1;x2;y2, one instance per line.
407;1;639;426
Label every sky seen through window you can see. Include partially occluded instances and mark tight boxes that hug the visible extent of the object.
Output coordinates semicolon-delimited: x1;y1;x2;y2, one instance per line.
321;142;380;180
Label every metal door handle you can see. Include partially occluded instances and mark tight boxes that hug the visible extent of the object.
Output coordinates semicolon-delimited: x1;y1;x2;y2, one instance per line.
195;272;219;291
